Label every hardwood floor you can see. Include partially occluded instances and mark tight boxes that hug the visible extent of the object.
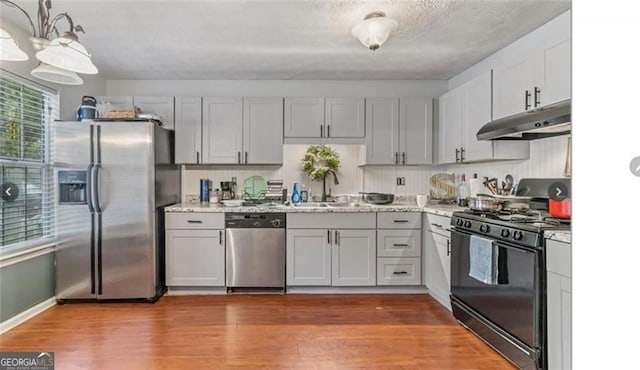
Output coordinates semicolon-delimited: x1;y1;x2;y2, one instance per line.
0;294;514;369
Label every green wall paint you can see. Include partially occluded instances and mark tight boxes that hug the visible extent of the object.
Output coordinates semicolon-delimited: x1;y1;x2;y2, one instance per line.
0;252;55;323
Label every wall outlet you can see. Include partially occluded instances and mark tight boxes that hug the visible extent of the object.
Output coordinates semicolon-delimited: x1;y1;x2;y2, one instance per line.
185;194;199;203
396;177;405;186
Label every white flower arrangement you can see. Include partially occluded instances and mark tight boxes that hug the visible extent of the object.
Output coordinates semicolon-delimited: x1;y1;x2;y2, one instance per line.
301;145;340;181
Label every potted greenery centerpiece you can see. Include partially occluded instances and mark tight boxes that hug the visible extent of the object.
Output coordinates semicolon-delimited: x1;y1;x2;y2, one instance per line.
301;145;340;201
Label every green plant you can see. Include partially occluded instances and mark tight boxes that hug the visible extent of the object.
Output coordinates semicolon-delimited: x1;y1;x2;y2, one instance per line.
301;145;340;181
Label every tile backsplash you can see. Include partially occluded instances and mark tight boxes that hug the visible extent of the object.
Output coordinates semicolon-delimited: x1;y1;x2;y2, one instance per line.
181;136;570;202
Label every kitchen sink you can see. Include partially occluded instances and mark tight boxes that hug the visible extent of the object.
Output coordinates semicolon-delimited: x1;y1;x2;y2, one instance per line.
291;202;368;208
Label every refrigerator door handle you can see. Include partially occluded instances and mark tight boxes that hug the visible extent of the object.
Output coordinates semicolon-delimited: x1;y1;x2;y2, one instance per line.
93;164;103;213
86;165;95;213
86;164;96;294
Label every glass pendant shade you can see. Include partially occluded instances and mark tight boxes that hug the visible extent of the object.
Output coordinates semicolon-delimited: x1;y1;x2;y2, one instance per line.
351;12;398;51
36;35;98;74
31;63;83;85
0;28;29;61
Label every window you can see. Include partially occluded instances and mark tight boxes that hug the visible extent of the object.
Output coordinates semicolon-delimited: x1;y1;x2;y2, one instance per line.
0;71;58;254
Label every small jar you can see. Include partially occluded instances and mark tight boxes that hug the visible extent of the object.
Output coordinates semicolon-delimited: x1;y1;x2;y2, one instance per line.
211;189;220;204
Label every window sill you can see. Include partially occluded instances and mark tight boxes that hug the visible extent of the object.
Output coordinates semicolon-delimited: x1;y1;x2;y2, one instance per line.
0;241;55;268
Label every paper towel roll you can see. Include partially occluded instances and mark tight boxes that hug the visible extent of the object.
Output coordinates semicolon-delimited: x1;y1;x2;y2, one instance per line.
469;177;481;197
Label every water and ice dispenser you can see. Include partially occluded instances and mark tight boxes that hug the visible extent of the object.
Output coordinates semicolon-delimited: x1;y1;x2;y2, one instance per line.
58;170;87;204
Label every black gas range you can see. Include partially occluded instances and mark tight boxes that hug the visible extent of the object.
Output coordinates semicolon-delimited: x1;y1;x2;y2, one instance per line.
449;178;570;370
452;208;570;249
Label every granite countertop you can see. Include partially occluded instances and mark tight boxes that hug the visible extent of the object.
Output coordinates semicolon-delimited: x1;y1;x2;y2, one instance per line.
165;201;467;215
544;230;571;243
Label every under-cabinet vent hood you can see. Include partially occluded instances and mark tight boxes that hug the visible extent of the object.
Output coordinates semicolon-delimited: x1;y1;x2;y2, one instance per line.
477;100;571;141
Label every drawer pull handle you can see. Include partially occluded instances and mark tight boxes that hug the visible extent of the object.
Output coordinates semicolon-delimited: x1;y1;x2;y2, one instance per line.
392;243;409;247
187;220;203;224
393;220;409;223
430;223;443;228
392;271;408;275
445;228;452;232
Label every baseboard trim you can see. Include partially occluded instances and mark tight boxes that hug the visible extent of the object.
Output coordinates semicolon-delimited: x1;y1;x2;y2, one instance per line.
286;286;429;294
0;297;57;335
166;287;228;295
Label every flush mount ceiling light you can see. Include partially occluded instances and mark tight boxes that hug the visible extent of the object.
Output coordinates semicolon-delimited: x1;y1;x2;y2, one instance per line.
351;11;398;51
0;0;98;85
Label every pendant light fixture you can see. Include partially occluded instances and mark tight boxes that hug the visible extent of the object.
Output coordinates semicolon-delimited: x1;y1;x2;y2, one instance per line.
351;11;398;51
0;27;28;61
0;0;98;85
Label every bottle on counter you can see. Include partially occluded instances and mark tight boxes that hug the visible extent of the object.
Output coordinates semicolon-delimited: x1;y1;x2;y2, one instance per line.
300;184;308;203
291;182;301;204
469;173;481;198
457;174;470;207
200;178;210;203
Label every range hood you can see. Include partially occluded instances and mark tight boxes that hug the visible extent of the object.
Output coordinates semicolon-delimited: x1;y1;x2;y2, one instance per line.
477;99;571;141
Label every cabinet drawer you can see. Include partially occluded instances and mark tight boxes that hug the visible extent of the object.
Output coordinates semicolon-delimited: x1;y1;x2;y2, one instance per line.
424;213;452;237
166;212;225;229
287;212;375;229
377;229;421;257
546;239;571;277
377;212;422;229
377;257;421;285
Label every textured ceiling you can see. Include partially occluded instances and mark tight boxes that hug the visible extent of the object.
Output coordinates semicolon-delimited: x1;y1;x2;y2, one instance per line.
3;0;571;80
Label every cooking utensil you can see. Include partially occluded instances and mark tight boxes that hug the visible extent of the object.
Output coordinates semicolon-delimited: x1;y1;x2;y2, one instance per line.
549;199;571;219
467;195;503;211
359;192;394;205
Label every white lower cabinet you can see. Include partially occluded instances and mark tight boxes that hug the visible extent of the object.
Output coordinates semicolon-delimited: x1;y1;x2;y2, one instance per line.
165;213;225;286
286;229;332;286
376;212;422;286
331;229;376;286
546;238;571;370
286;213;378;287
424;213;452;311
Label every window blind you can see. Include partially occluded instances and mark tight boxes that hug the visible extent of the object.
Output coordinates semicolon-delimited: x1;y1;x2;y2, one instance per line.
0;70;58;254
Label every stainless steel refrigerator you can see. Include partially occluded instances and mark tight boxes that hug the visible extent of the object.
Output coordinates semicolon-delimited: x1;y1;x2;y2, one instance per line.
54;120;180;302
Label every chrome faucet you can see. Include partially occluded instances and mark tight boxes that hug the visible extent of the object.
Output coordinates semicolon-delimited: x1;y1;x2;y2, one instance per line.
321;170;339;202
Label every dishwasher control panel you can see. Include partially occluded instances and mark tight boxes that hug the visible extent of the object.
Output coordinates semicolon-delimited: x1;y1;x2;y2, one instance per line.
225;213;286;228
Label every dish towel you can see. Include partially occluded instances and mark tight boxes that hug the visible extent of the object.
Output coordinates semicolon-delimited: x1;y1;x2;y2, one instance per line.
468;235;499;285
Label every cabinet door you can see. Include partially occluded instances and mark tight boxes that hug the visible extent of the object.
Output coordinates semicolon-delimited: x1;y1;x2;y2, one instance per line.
202;97;243;164
174;96;202;164
400;98;433;165
540;39;571;107
438;88;463;164
134;96;175;130
426;231;451;310
462;71;493;162
365;98;399;165
287;229;331;286
547;272;572;370
332;229;376;286
166;229;225;286
243;97;283;164
284;97;324;138
493;57;535;119
325;97;365;138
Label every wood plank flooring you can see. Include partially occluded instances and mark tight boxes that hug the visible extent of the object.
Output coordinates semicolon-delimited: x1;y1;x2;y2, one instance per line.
0;294;515;369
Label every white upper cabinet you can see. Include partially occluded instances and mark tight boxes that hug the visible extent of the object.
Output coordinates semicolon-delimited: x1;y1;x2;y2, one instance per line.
439;71;529;164
133;96;175;130
242;97;284;164
493;38;571;120
284;97;364;139
325;97;365;138
284;97;324;138
200;97;283;164
202;97;243;164
174;96;202;164
366;98;433;165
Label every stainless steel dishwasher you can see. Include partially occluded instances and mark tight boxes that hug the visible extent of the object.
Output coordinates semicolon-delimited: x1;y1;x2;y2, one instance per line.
225;213;286;292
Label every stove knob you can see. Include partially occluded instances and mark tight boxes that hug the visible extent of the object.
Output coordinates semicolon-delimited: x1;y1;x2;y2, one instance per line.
464;220;472;228
501;229;510;238
479;224;490;233
513;231;523;241
456;219;464;227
